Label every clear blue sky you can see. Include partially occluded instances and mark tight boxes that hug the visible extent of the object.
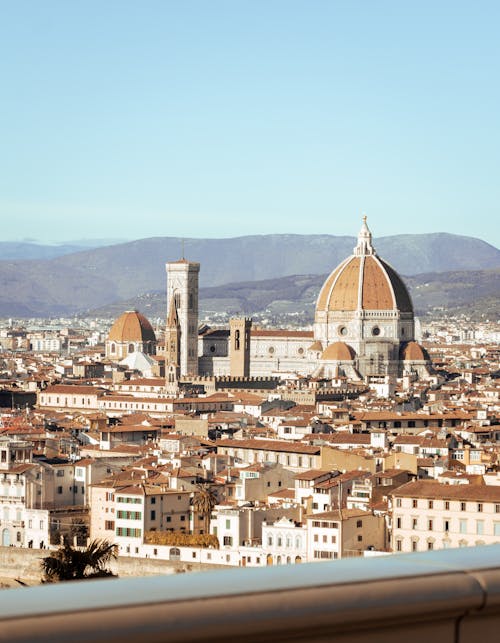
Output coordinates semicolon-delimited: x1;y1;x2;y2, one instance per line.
0;0;499;246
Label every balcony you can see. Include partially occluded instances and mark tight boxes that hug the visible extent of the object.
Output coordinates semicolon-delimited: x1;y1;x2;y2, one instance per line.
1;545;500;642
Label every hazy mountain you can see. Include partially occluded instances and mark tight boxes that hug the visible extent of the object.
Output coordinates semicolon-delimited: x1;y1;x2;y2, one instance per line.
0;239;125;261
0;233;499;317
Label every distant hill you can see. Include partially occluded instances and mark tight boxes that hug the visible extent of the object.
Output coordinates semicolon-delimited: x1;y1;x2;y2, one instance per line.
0;239;124;261
0;232;499;317
88;267;500;321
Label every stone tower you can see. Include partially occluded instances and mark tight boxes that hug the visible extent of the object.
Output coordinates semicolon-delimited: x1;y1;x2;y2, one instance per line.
229;317;252;377
166;259;200;376
164;297;181;394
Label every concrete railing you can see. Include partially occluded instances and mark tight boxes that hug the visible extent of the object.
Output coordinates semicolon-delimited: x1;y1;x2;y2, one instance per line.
2;545;500;642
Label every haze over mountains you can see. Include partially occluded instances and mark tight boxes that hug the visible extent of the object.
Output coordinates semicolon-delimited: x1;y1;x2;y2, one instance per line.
0;233;499;318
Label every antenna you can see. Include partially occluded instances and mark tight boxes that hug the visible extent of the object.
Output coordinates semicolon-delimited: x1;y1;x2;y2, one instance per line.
181;238;185;260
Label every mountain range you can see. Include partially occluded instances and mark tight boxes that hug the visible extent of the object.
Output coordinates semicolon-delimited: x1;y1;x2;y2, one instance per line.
0;233;499;317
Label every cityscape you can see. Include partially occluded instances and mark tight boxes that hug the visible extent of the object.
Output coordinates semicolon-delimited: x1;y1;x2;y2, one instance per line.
0;217;499;586
1;1;500;640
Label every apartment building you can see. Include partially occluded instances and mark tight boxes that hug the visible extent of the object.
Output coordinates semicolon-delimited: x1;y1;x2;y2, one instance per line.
391;480;500;553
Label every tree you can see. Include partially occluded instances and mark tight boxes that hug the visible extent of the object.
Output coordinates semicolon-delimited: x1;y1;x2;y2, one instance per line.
40;539;118;583
192;483;218;535
70;519;89;546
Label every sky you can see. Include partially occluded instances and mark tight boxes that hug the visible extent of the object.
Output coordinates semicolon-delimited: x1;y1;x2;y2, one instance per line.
0;0;499;246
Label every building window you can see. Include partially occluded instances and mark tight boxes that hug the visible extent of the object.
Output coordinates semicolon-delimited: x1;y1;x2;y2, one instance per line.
461;502;466;512
445;501;450;511
151;511;156;520
396;517;402;529
412;499;418;508
459;519;467;534
396;498;402;508
412;518;418;530
477;503;483;513
428;519;433;531
476;521;484;536
494;523;500;537
428;500;433;509
356;520;362;528
396;539;402;552
223;536;233;547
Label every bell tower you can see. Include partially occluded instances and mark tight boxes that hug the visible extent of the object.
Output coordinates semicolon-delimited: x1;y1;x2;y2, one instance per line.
166;259;200;376
229;317;252;377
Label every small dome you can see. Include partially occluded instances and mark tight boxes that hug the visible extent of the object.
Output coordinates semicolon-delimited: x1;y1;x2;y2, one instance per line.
108;310;156;343
321;341;356;361
400;341;429;361
307;340;324;352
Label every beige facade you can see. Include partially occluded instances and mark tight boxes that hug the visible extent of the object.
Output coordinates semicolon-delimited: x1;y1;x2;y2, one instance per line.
306;509;386;560
391;480;500;553
90;483;191;552
216;439;322;473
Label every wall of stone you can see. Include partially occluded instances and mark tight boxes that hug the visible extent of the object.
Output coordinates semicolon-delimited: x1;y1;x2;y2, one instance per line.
0;546;227;585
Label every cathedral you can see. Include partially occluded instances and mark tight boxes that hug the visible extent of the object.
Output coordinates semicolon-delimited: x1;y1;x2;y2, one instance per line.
106;218;432;395
166;218;432;391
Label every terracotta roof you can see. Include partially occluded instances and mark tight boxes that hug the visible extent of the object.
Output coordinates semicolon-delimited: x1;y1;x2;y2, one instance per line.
216;438;321;455
294;469;332;481
400;341;430;361
321;342;356;361
391;480;500;502
107;311;156;343
316;252;413;313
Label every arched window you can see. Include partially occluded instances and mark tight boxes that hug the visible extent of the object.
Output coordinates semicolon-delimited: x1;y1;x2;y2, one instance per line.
128;343;135;353
235;329;240;351
169;547;181;561
267;535;273;547
110;343;116;353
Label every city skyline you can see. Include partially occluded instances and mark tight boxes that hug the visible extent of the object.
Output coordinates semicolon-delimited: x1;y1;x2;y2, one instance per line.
1;1;499;245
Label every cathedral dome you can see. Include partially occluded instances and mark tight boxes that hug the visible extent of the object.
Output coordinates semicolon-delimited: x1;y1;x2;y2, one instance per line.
108;310;156;343
321;341;356;361
400;341;429;361
316;218;413;314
